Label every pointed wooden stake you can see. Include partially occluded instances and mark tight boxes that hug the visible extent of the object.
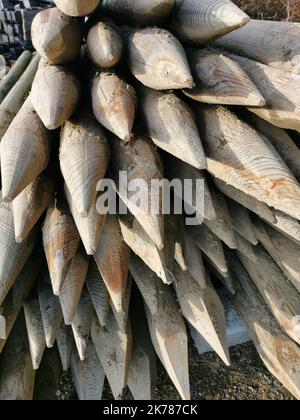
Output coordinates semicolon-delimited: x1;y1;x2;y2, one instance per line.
0;198;37;306
91;311;132;400
214;177;276;225
174;264;230;366
140;87;206;170
127;27;193;90
180;228;206;289
33;346;62;401
38;269;63;348
111;135;164;250
31;61;81;130
42;197;81;295
128;299;157;401
31;7;82;65
0;249;41;351
71;339;105;400
111;275;132;332
144;281;190;400
92;72;136;142
227;198;258;246
226;53;300;131
254;218;300;294
59;246;90;325
24;285;46;370
87;21;123;68
0;313;36;400
204;184;237;249
13;171;55;243
54;0;101;16
1;97;51;202
269;210;300;247
243;112;300;182
102;0;175;25
184;48;264;106
86;260;110;327
164;155;216;222
228;251;300;400
187;224;228;275
57;324;73;372
60;109;110;217
65;185;107;256
172;0;249;44
215;19;300;74
119;214;175;285
94;214;131;314
198;105;300;220
236;235;300;346
71;287;94;361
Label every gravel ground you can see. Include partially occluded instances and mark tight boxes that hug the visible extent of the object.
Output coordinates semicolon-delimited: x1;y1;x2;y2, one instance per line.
56;341;294;401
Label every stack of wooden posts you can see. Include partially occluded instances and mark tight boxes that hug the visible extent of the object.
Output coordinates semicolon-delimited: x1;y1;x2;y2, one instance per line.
0;0;299;401
0;0;53;59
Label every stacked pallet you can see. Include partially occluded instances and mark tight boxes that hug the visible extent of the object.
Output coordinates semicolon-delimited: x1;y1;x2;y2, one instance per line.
0;0;53;59
0;0;300;401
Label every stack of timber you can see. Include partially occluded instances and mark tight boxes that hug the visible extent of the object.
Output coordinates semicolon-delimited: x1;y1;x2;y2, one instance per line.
0;0;299;401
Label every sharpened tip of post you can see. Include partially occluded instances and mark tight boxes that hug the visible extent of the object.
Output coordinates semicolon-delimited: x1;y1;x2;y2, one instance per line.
15;236;24;244
80;211;89;218
123;133;133;142
185;77;195;90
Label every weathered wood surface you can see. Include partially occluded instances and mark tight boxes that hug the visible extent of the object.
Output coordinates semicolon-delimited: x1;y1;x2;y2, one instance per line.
0;50;31;103
31;61;81;130
33;346;62;400
184;48;264;106
140;87;206;170
111;275;132;333
242;112;300;182
60;109;110;218
0;54;40;141
91;311;132;400
0;198;37;306
0;249;41;351
127;27;193;90
23;285;46;370
65;186;106;256
187;223;228;275
54;0;101;16
59;246;90;325
0;313;36;400
164;155;216;222
57;324;73;372
236;234;300;345
42;198;81;296
229;252;300;400
226;53;300;131
204;184;237;249
128;299;156;401
198;105;300;220
38;269;63;348
111;135;164;250
214;177;276;224
13;172;54;243
269;210;300;246
86;260;110;327
87;21;123;68
71;339;105;401
71;286;94;361
1;97;51;203
174;264;230;366
254;218;300;294
102;0;175;25
92;72;136;142
227;198;258;246
94;214;131;315
215;19;300;74
31;8;82;65
144;277;190;400
119;214;175;285
172;0;249;45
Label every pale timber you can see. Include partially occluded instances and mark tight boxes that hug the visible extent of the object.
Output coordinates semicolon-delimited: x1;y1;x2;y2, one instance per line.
226;198;258;246
86;260;110;327
111;275;132;333
54;0;101;16
57;324;73;372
